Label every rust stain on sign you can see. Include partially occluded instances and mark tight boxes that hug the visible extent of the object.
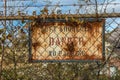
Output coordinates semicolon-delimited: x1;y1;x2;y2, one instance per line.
31;20;104;61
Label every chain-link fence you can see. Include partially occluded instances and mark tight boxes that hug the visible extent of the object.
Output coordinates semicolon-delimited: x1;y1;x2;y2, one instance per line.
0;0;120;80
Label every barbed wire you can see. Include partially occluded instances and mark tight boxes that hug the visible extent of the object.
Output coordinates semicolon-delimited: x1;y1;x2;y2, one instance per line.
0;3;120;8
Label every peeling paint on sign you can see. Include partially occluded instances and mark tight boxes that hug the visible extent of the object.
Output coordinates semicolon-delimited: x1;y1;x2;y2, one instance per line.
30;20;105;61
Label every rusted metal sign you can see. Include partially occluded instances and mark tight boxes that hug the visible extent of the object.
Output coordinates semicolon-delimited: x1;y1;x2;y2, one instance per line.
29;19;105;62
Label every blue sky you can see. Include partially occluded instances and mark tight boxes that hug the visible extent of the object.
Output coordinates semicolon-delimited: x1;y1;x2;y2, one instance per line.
0;0;120;31
0;0;119;15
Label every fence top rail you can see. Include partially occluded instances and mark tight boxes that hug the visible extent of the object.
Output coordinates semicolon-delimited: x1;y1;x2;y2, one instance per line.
0;13;120;20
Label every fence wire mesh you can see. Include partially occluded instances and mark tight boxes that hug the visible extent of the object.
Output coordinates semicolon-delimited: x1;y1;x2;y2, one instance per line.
0;0;120;80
